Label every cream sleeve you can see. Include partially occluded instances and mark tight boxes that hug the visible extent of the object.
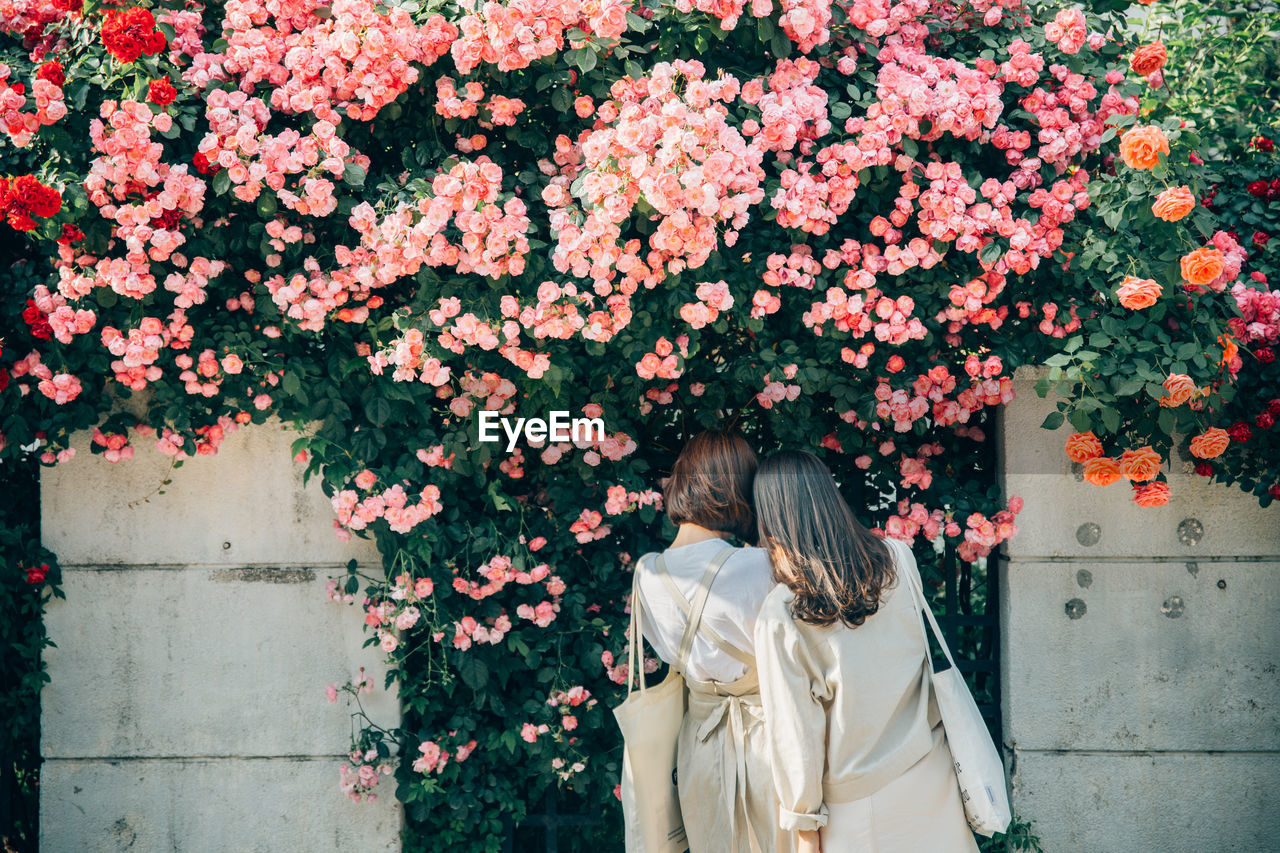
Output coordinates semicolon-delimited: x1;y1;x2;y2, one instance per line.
754;598;831;832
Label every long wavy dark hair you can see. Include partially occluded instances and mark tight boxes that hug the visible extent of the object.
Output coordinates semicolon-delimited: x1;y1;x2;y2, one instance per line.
754;450;896;627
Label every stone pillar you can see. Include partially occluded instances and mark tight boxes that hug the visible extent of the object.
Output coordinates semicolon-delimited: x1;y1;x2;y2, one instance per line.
40;423;401;851
1000;367;1280;852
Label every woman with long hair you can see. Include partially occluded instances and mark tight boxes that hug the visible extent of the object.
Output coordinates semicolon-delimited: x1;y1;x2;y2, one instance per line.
752;450;978;853
633;430;792;853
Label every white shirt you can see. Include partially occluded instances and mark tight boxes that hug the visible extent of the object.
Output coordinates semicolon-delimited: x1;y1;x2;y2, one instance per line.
635;538;776;683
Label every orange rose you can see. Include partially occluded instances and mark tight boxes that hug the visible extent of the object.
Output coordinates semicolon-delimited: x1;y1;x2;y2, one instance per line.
1119;446;1162;481
1130;43;1167;76
1158;373;1196;407
1119;125;1170;170
1218;333;1238;366
1151;185;1194;221
1116;276;1162;309
1133;481;1171;507
1082;456;1123;487
1188;427;1230;459
1180;247;1226;286
1064;431;1104;463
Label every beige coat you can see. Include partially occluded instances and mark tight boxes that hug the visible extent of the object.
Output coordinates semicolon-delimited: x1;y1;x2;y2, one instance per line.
753;537;978;853
640;546;794;853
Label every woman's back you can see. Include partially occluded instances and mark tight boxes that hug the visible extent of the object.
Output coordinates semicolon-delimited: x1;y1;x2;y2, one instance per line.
756;536;939;803
635;539;775;683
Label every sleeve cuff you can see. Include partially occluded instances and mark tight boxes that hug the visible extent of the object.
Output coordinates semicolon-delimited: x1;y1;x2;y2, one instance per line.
779;804;829;832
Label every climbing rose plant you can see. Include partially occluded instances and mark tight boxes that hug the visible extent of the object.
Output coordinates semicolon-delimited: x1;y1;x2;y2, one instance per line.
2;0;1276;848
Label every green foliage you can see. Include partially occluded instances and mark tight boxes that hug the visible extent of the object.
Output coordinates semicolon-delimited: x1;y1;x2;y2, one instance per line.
1142;0;1280;154
0;462;63;853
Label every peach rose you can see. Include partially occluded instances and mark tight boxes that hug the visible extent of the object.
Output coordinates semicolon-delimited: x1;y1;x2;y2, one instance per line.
1065;431;1104;463
1082;457;1123;487
1158;373;1196;407
1133;481;1171;507
1130;43;1167;76
1188;427;1230;459
1119;446;1162;482
1119;125;1169;170
1116;276;1162;309
1151;185;1194;221
1180;247;1226;286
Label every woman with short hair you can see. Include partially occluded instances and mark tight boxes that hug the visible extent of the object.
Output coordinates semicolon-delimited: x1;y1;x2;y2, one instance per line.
634;430;791;853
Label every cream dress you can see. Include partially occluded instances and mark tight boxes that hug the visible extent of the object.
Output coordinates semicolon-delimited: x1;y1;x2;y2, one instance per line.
753;537;979;853
637;541;793;853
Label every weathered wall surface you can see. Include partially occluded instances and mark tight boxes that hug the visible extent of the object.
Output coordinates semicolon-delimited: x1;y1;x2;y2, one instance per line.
1000;367;1280;852
40;423;401;852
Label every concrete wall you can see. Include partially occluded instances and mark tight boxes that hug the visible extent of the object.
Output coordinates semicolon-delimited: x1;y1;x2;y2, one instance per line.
1000;368;1280;852
40;423;400;853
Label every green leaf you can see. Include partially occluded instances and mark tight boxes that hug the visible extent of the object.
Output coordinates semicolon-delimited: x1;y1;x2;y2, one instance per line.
456;655;489;690
1040;411;1065;430
364;397;392;426
343;162;367;188
1100;407;1121;434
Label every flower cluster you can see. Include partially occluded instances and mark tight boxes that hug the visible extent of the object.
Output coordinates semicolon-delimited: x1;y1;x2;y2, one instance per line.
0;174;61;231
0;60;66;147
450;0;630;76
100;7;166;64
547;60;765;307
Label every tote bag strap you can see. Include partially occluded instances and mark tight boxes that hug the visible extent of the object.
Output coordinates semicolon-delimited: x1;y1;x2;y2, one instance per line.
625;556;656;698
656;545;742;675
895;540;959;674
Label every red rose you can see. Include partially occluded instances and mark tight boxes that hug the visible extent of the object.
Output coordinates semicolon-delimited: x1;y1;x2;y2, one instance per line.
1271;179;1280;201
1258;412;1276;430
0;175;62;231
0;368;9;392
1257;348;1275;364
36;61;65;86
1247;180;1269;198
1270;484;1280;499
1194;463;1214;477
58;223;83;244
1254;232;1271;249
22;300;54;340
1253;136;1275;153
100;7;166;64
192;151;219;175
25;563;49;584
1227;422;1253;443
1268;398;1280;416
148;77;177;106
52;0;81;11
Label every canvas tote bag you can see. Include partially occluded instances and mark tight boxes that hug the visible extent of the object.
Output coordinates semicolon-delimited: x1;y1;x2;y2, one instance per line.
613;557;689;853
902;554;1012;837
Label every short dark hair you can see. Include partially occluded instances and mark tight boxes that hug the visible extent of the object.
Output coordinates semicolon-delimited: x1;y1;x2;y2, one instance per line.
664;431;758;541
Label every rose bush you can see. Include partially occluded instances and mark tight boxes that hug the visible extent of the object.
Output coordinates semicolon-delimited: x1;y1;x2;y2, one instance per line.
1;0;1276;848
